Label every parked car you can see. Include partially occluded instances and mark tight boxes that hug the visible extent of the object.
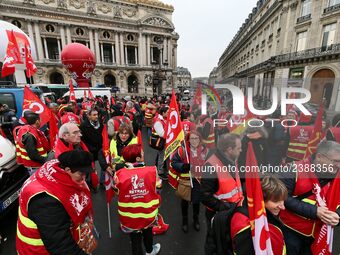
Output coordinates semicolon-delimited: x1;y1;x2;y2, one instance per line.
0;134;29;219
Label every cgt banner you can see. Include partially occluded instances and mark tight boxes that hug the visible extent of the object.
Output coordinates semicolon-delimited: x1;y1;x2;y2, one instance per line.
164;89;185;160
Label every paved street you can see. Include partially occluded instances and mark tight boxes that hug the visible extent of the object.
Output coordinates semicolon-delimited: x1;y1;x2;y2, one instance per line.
1;127;340;254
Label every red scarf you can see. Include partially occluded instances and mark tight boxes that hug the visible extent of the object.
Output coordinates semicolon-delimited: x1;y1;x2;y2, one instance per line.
35;160;92;225
54;139;89;158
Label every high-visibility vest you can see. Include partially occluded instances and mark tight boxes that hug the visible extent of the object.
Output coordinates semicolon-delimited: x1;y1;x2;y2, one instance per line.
115;166;160;230
168;145;190;189
110;137;138;164
287;126;313;160
206;154;243;207
16;165;93;255
231;211;286;255
279;158;330;237
14;125;50;167
200;116;215;149
329;127;340;143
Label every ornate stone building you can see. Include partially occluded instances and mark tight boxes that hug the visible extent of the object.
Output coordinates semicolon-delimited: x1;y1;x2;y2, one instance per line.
0;0;179;95
175;66;191;92
213;0;340;112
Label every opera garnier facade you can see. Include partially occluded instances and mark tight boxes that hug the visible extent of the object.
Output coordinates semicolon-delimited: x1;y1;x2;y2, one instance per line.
0;0;179;95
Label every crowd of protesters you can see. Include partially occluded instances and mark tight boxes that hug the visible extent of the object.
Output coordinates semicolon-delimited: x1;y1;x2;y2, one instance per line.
1;89;340;255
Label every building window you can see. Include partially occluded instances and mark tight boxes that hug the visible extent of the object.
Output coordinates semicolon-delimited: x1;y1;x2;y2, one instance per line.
127;46;137;65
329;0;340;7
76;27;84;36
151;47;160;64
127;34;134;41
296;31;307;52
103;43;113;63
12;20;21;28
300;0;311;17
46;24;55;33
103;31;110;39
322;23;336;50
45;38;59;60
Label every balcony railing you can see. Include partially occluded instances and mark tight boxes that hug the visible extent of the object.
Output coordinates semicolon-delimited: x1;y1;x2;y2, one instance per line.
275;43;340;63
324;3;340;14
297;14;311;24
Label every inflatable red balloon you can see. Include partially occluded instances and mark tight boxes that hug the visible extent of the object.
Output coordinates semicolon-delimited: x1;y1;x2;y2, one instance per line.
61;43;96;87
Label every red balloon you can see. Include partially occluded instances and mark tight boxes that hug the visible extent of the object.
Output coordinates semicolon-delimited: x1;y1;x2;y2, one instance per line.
61;43;96;87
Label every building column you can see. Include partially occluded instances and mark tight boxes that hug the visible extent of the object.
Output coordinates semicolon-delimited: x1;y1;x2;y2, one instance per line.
112;44;115;63
66;25;72;44
138;32;143;66
33;21;44;60
114;32;120;65
94;30;101;63
43;38;49;59
146;34;150;66
124;46;128;65
163;38;167;63
168;39;172;68
88;29;95;53
173;45;177;69
120;33;125;65
57;39;61;59
27;21;34;42
134;47;138;65
100;43;104;63
60;26;66;48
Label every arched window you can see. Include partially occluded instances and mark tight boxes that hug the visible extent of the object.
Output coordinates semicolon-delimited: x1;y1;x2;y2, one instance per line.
49;72;64;84
127;75;138;93
104;74;116;87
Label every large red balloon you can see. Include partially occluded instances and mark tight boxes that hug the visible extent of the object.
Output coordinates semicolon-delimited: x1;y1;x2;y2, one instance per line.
61;43;96;87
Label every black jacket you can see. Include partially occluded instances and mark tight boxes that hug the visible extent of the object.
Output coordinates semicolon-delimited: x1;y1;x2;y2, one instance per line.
28;193;87;255
200;149;238;212
79;118;103;160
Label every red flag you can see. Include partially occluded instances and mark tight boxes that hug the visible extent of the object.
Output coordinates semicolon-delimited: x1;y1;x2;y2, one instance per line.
1;30;22;77
24;43;37;78
88;87;94;100
304;105;324;158
111;96;116;105
190;84;202;111
49;113;58;148
164;89;185;160
69;79;76;103
102;124;114;203
311;172;340;255
245;143;274;255
23;86;51;126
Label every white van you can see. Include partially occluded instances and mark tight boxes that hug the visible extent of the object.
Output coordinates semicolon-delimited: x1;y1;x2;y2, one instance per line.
62;88;111;100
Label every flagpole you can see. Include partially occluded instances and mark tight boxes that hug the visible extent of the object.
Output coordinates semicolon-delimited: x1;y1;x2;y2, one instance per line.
107;203;112;238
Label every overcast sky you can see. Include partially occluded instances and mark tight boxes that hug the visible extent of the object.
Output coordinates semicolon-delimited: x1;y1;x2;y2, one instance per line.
161;0;257;78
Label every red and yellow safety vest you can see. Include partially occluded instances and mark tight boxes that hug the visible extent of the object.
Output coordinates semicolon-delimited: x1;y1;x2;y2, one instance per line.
329;127;340;143
115;166;160;231
287;126;313;160
200;116;215;149
14;125;50;168
206;154;243;207
16;161;94;255
279;158;330;237
231;211;286;255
